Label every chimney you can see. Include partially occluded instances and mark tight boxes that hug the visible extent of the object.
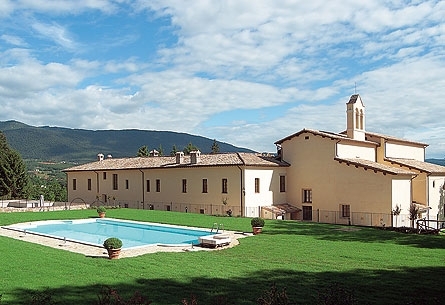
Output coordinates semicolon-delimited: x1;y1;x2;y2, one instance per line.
190;150;201;164
107;154;112;159
149;150;159;157
97;153;104;161
176;152;184;164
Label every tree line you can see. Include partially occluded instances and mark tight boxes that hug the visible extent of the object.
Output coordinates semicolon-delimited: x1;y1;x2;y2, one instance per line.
137;139;220;157
0;132;67;202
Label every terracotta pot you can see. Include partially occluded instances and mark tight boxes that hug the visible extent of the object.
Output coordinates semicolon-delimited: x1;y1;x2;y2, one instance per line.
106;248;121;259
98;212;106;218
252;226;263;235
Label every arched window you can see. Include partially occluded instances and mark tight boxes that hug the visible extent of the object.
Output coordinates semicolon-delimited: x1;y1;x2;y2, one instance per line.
360;109;364;130
355;109;360;129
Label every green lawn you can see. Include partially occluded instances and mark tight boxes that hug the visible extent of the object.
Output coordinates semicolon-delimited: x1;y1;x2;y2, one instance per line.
0;209;444;304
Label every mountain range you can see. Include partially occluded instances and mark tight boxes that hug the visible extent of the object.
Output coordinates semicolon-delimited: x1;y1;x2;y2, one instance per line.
1;120;443;167
0;120;254;163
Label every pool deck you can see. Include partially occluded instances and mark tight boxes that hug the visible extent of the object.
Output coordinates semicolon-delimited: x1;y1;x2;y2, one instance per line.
0;220;251;258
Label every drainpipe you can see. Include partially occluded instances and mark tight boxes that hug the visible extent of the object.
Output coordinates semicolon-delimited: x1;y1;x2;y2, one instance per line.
94;171;100;197
139;169;145;210
237;165;244;217
426;173;431;219
410;173;417;210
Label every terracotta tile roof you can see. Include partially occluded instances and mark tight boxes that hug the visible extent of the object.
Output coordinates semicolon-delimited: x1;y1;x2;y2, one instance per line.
365;131;428;147
64;153;289;172
386;158;445;175
275;128;377;146
335;157;416;176
347;94;360;104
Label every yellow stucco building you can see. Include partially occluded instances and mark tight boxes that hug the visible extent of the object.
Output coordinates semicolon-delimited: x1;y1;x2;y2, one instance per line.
65;95;445;227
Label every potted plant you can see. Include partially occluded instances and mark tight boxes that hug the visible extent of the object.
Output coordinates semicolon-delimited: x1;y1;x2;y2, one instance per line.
97;206;106;218
103;237;123;259
251;217;265;235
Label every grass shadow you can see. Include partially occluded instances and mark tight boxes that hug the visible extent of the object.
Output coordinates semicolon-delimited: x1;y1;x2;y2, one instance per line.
3;266;444;305
265;220;445;249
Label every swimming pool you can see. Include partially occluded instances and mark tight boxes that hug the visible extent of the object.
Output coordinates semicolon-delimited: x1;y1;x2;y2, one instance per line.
4;218;214;249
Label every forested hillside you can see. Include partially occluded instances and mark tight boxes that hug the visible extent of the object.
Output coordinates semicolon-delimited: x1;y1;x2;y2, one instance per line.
0;120;254;162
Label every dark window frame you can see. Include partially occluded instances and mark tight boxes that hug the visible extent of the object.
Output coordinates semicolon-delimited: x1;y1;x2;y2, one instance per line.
302;189;312;203
202;178;208;193
254;178;260;193
182;179;187;193
222;178;228;194
279;175;286;192
112;174;118;190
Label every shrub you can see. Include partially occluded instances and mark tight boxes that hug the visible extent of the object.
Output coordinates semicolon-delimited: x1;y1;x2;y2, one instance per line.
96;286;152;305
103;237;123;249
97;206;107;213
251;217;265;227
257;283;290;305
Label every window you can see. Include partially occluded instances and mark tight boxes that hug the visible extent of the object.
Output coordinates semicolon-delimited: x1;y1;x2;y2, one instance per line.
341;204;351;218
125;179;129;189
87;179;92;191
433;181;435;188
103;172;107;180
146;180;150;192
72;178;77;191
254;178;260;193
182;179;187;193
302;189;312;203
302;206;312;221
202;179;208;193
156;179;161;192
222;178;228;194
280;175;286;192
112;174;118;190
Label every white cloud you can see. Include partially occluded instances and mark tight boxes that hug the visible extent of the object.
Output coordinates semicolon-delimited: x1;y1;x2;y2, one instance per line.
1;34;28;47
0;0;444;158
13;0;120;15
31;22;78;51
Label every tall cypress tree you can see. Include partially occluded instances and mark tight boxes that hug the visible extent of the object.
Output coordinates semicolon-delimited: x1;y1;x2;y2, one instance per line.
0;132;29;199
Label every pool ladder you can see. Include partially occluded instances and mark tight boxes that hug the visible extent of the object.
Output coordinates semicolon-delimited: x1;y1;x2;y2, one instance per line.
211;222;224;233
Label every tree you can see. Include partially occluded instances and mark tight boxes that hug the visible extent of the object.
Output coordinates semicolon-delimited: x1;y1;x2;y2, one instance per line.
0;132;29;199
137;145;149;157
409;202;419;228
183;142;199;155
392;204;401;227
157;144;164;156
170;145;178;156
211;139;220;154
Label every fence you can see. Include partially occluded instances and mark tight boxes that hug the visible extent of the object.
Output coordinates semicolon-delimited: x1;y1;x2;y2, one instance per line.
91;200;241;217
288;209;413;227
416;218;445;231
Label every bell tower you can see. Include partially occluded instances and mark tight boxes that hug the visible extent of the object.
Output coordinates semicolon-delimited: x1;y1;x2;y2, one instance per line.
346;94;365;141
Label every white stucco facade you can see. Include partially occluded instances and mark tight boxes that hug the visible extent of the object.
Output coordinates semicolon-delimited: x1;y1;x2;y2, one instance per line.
385;142;425;161
336;142;376;161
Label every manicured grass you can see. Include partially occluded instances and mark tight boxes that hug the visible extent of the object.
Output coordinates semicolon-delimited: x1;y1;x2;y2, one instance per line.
1;209;444;304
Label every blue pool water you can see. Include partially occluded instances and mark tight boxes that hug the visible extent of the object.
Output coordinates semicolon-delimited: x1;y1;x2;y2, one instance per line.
9;219;213;249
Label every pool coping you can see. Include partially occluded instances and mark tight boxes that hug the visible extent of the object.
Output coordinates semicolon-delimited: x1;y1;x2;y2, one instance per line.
0;218;250;258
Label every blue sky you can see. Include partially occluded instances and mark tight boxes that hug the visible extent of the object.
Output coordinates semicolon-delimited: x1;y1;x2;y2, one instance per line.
0;1;444;157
